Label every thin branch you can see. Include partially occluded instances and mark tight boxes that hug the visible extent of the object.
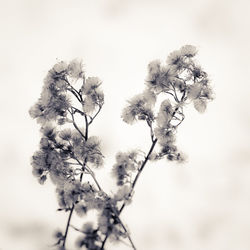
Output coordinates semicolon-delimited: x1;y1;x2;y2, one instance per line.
119;138;158;214
88;104;103;125
62;204;74;248
63;77;82;102
68;108;86;140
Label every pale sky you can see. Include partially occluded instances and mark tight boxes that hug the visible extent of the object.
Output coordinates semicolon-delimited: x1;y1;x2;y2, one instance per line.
0;0;250;249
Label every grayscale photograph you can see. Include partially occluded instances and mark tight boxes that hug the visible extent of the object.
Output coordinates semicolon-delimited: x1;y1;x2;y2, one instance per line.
0;0;249;249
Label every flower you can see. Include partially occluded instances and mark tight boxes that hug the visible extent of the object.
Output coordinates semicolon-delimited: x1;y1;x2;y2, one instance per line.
75;201;87;217
83;77;102;94
187;83;202;100
147;60;161;76
179;45;197;57
154;127;176;145
59;128;72;141
53;61;68;74
121;90;155;125
156;99;174;127
68;59;84;79
112;150;139;186
193;98;207;113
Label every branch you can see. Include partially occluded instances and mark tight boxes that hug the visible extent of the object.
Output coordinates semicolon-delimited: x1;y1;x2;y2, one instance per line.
88;104;103;125
62;204;75;248
68;108;86;140
119;138;158;214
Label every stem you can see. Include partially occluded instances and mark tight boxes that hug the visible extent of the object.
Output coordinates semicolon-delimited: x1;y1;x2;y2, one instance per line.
62;204;74;248
101;139;158;250
119;138;157;214
68;108;86;140
89;104;102;125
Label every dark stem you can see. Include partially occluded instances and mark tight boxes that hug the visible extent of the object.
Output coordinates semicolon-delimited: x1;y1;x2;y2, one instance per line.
62;204;75;248
101;139;158;250
119;138;157;214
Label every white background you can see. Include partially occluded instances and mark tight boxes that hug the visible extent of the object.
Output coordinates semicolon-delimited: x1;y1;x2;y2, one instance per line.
0;0;250;249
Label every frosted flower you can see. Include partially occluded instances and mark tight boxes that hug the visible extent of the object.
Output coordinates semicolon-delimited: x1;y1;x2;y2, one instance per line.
187;83;202;100
179;45;197;57
59;128;72;141
82;88;104;114
68;59;84;79
166;49;182;65
146;65;175;92
142;89;156;107
82;222;94;234
147;60;161;76
40;124;57;140
76;223;100;250
114;185;131;202
63;180;82;206
193;98;207;113
82;96;96;113
154;127;175;145
98;215;108;234
29;101;44;119
83;77;102;94
75;201;87;217
53;61;68;74
156;100;174;126
121;91;155;125
112;151;139;185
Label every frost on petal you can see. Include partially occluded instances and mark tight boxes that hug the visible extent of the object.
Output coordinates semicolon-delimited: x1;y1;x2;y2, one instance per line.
193;98;207;113
68;59;84;79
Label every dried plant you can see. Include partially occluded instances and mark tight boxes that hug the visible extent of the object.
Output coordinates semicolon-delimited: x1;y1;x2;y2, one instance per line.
29;45;213;250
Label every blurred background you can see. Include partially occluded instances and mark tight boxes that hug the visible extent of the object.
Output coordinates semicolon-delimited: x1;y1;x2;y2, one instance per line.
0;0;250;249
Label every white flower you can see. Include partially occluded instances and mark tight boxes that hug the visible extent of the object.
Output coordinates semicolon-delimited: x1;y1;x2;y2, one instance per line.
193;98;207;113
75;201;87;217
187;83;202;100
114;185;131;202
68;59;84;79
166;50;182;65
147;60;161;75
156;100;173;126
179;45;197;57
53;61;68;73
83;77;101;94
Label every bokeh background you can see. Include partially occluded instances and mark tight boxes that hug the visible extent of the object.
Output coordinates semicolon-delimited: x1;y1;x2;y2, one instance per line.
0;0;250;249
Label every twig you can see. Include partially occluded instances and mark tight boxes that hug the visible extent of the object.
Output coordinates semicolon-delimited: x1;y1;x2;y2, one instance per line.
62;204;75;248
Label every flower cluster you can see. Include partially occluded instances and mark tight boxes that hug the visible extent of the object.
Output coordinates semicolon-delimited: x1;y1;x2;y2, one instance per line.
112;150;142;186
30;47;213;250
121;89;156;124
122;45;213;163
29;60;84;125
75;223;101;250
81;77;104;114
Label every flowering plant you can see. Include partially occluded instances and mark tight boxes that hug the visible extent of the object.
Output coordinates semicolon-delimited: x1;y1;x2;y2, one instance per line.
30;45;213;250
